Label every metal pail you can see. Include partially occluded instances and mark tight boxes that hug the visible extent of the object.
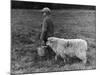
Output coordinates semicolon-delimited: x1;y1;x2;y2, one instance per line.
37;46;47;56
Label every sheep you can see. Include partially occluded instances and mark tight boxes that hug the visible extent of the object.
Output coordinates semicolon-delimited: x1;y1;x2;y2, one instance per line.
46;37;88;64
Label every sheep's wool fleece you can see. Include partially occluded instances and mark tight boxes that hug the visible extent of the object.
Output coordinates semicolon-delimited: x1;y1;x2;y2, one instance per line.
48;37;87;57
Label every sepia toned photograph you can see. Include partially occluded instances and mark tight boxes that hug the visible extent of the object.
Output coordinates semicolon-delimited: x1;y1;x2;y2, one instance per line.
11;0;96;74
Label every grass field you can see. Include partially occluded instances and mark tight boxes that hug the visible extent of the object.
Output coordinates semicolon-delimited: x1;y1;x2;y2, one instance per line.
11;9;96;74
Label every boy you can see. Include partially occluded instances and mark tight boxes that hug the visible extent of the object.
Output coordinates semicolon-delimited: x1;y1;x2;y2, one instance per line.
40;7;54;46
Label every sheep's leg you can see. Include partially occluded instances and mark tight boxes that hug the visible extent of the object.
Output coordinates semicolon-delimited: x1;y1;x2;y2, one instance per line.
81;52;87;64
66;57;69;63
77;52;87;64
77;55;87;64
82;57;87;64
55;54;58;61
82;52;87;64
60;54;66;63
64;59;66;63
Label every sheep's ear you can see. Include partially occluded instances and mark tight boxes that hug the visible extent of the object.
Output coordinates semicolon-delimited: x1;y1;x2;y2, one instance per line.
47;37;51;41
50;38;55;42
48;37;52;41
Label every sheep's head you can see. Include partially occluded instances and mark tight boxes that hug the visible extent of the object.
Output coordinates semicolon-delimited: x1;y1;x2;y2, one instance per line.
46;37;58;49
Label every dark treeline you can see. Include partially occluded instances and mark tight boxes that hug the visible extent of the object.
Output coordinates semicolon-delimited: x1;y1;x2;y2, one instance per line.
11;1;96;10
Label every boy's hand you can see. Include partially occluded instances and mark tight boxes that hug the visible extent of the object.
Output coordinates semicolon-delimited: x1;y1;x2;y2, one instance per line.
41;41;45;46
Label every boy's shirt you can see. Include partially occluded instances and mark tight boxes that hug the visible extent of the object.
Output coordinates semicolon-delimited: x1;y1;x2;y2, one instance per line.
40;16;54;40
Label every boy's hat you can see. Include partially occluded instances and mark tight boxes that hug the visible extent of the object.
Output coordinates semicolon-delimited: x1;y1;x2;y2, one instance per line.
42;7;51;14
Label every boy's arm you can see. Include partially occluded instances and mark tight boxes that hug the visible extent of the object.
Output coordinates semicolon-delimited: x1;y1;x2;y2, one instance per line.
40;20;47;40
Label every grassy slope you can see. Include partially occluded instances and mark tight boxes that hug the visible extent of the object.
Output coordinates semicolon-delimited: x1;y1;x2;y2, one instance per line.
11;9;96;74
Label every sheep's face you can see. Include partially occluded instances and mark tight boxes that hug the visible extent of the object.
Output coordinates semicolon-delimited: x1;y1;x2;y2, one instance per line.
46;37;58;49
46;38;54;47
